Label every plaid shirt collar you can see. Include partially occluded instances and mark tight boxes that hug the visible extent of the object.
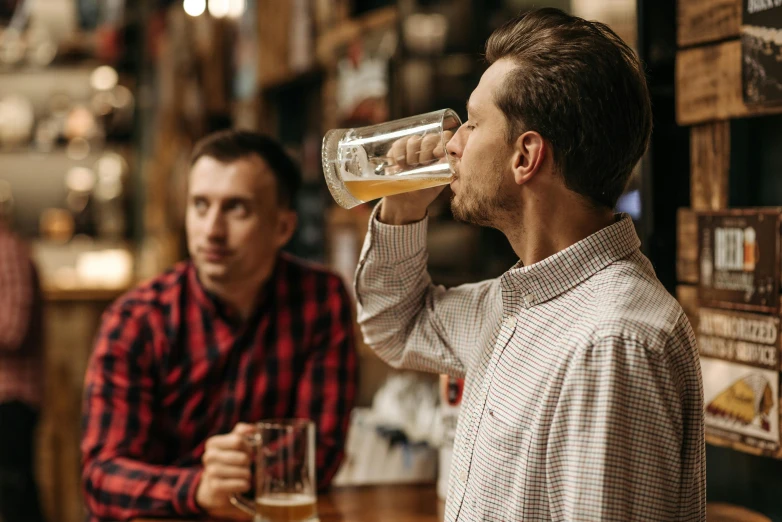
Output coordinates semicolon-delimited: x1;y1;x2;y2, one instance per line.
500;213;640;309
187;255;284;325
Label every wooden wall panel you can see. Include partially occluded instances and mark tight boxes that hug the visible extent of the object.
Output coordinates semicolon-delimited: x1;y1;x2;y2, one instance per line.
691;121;730;210
676;284;699;330
37;298;116;522
258;0;293;88
677;208;698;284
676;40;782;125
677;0;741;48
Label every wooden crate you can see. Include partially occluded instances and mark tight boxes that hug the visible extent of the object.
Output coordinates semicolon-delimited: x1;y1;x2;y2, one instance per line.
676;0;782;459
677;0;741;48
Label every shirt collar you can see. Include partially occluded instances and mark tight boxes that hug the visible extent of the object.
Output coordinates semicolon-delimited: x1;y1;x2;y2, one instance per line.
187;255;286;325
500;213;640;310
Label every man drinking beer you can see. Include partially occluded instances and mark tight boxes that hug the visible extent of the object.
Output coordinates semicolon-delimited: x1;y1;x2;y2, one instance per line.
356;8;705;521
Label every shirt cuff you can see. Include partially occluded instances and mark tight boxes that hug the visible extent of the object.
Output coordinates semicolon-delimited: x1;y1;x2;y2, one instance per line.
363;202;429;262
174;467;205;516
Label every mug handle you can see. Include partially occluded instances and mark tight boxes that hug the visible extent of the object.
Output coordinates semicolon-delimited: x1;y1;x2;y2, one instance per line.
229;431;261;517
229;494;256;517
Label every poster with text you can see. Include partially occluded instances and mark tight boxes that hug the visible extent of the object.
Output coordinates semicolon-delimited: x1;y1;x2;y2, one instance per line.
743;1;782;105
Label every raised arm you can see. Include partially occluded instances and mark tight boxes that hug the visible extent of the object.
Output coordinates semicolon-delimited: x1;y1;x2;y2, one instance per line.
355;204;499;379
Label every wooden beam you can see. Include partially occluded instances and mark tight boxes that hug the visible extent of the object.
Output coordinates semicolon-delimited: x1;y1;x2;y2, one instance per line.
691;122;730;211
677;208;698;284
258;0;292;88
676;284;699;331
676;40;782;125
677;0;741;48
316;6;398;66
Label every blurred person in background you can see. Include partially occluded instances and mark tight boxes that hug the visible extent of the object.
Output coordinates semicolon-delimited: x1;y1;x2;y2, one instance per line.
0;188;45;522
356;8;704;522
81;130;358;522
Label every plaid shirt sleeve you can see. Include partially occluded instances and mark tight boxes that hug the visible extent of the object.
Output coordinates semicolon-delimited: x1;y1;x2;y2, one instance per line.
355;208;499;379
81;305;203;521
547;328;704;521
295;274;358;489
0;230;33;351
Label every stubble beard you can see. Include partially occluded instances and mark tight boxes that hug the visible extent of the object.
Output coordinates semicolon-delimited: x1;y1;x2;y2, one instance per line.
450;161;515;228
451;190;494;227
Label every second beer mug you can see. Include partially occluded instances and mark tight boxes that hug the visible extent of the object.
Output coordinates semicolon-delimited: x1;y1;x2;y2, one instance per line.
322;108;462;209
230;419;317;522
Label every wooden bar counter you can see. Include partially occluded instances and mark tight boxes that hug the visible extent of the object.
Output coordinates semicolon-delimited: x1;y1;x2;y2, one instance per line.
134;485;444;522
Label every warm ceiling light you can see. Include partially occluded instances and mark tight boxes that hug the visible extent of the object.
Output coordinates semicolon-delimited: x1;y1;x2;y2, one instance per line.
227;0;245;18
66;167;96;192
208;0;230;18
183;0;206;17
90;65;118;91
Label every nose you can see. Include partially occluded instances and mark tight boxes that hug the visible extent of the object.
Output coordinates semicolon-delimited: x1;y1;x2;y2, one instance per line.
205;206;226;240
446;125;466;159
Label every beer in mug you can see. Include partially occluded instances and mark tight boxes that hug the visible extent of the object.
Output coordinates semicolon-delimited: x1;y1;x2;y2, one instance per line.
322;109;461;208
231;419;318;522
256;493;317;522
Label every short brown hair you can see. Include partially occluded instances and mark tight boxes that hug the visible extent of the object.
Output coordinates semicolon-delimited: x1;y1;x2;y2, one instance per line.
191;130;301;209
485;8;652;209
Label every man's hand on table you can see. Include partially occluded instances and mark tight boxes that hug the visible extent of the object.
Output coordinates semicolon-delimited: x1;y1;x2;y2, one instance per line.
196;423;255;520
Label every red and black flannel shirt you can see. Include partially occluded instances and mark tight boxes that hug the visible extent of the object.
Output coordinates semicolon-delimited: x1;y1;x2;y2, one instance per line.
0;223;42;407
81;253;358;522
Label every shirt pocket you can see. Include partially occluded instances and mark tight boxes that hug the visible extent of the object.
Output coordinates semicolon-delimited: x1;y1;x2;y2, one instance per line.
485;413;529;455
474;411;532;521
483;388;533;451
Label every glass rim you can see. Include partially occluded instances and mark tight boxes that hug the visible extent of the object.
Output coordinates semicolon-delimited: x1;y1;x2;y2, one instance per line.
438;108;461;172
254;418;314;430
321;127;363;209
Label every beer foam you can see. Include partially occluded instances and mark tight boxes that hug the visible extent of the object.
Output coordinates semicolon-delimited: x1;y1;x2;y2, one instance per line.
257;493;315;507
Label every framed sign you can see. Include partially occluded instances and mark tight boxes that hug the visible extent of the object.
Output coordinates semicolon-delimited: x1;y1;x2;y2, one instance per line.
742;1;782;105
697;209;782;314
699;307;782;456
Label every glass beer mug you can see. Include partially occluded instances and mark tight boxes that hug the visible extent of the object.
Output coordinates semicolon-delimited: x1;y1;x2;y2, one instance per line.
322;108;462;209
230;419;317;522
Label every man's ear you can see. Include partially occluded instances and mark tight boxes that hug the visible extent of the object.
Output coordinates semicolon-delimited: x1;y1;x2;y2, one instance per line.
275;210;298;248
510;130;546;186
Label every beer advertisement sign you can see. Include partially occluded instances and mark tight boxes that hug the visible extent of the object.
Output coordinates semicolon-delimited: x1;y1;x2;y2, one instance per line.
699;307;782;455
742;1;782;106
697;209;782;314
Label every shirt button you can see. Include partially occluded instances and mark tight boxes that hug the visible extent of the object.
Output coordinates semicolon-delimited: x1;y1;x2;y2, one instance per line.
505;317;517;328
524;293;536;307
459;470;468;482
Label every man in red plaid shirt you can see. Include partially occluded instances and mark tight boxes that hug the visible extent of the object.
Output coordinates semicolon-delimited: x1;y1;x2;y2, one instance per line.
81;130;358;521
0;193;45;522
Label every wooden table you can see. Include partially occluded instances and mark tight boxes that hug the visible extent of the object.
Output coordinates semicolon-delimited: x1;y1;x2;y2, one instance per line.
705;503;771;522
134;485;444;522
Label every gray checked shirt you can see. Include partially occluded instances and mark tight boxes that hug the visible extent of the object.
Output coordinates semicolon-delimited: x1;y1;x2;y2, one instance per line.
355;207;705;521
